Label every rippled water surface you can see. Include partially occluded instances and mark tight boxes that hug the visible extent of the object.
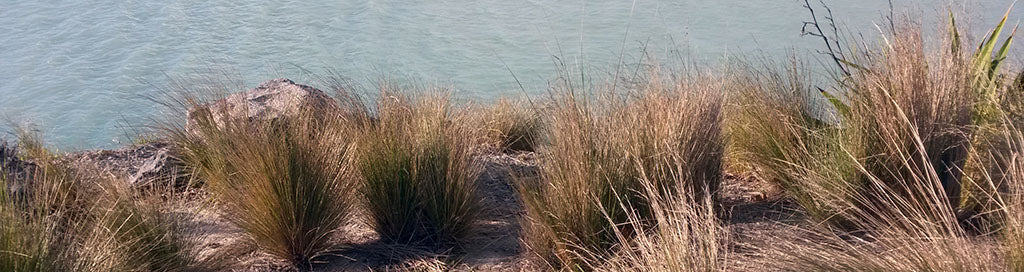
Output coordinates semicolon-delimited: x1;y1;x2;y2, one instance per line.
1;0;1021;148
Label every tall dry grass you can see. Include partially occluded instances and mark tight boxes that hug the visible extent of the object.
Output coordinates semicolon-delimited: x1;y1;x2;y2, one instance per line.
735;10;1024;272
1006;167;1024;270
597;182;726;272
519;68;725;270
732;16;997;231
994;123;1024;271
1;135;220;271
166;92;359;267
356;85;486;248
1;157;92;271
727;58;855;223
759;119;1024;272
1003;77;1024;270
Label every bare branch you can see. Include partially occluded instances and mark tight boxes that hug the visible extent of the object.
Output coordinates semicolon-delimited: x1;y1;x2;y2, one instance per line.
802;0;852;77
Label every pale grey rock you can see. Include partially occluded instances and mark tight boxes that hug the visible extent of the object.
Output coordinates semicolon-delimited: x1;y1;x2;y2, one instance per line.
185;78;337;133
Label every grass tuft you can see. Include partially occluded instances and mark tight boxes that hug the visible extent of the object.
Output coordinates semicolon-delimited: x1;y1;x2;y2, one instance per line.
732;17;986;230
519;68;725;269
737;10;1024;272
2;132;219;271
167;91;359;267
84;179;226;271
356;86;485;248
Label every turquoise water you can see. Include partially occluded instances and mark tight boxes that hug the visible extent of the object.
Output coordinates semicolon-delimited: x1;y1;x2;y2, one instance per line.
1;0;1021;149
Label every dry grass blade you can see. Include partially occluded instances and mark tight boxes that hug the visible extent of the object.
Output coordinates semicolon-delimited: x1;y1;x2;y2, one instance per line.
996;122;1024;270
598;176;727;272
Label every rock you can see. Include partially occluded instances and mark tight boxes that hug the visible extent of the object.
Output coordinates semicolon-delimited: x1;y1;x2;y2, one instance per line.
186;78;338;133
66;141;188;191
1;140;37;198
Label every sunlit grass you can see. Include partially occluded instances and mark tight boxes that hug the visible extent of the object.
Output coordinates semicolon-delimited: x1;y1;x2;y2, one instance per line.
519;67;725;269
166;88;358;267
1;133;221;271
356;86;485;248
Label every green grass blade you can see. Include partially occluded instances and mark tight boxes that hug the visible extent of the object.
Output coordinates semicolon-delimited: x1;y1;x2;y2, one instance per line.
991;24;1018;79
975;3;1014;72
838;59;870;73
820;89;851;118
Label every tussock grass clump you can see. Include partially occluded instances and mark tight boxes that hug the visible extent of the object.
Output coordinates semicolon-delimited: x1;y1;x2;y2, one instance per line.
479;98;542;152
736;9;1024;272
1;162;91;271
760;121;1024;272
727;59;854;222
1;135;218;271
519;70;725;269
11;128;52;162
168;100;358;267
732;15;1010;230
844;25;975;227
356;86;485;247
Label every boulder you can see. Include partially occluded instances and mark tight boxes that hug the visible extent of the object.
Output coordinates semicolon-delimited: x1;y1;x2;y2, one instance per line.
67;141;188;191
186;78;337;133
